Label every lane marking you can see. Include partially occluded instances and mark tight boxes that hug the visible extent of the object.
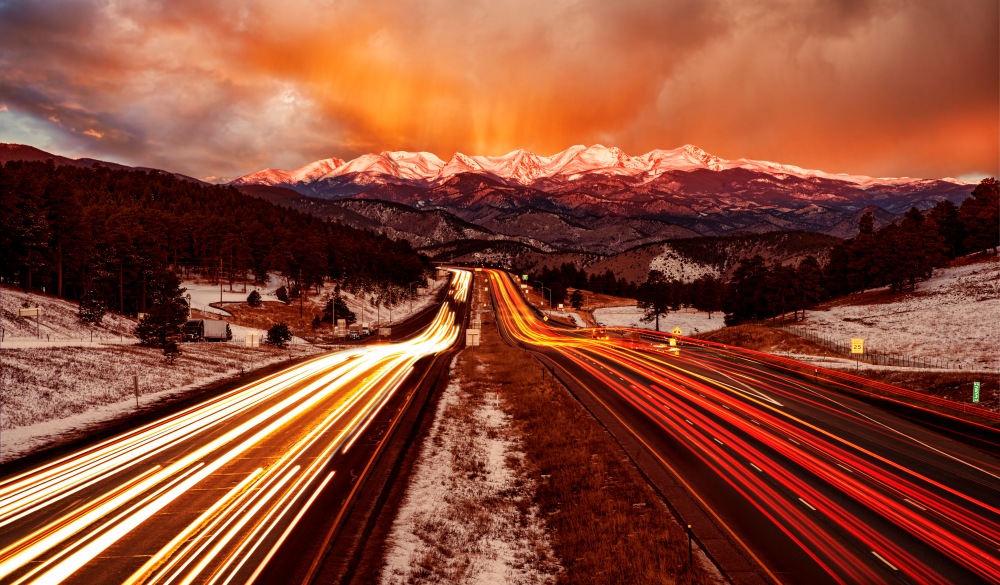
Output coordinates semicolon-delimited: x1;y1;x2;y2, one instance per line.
798;498;816;511
904;498;927;511
837;463;853;473
713;438;724;446
750;463;763;473
685;419;694;425
871;551;898;571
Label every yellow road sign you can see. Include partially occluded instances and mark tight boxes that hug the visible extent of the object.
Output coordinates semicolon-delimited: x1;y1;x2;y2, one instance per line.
672;327;682;335
851;338;864;354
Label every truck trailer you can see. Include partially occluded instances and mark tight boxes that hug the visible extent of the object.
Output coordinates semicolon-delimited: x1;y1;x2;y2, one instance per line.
182;319;232;342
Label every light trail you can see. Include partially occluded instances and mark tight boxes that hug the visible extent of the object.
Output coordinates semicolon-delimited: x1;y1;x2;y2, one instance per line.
0;269;470;584
486;268;1000;585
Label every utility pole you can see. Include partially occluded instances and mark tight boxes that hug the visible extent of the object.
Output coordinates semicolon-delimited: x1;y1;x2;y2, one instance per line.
219;258;223;304
299;269;304;319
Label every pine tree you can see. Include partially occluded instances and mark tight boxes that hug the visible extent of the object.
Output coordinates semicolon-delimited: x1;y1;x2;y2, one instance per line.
637;270;671;331
135;272;188;348
958;178;999;254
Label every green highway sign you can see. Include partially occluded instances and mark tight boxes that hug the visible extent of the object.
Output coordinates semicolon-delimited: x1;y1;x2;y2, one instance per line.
973;381;980;403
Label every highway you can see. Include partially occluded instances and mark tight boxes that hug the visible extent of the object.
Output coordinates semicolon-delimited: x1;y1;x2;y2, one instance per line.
486;269;1000;585
0;269;471;585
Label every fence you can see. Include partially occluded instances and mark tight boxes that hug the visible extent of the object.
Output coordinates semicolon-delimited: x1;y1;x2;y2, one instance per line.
778;324;966;371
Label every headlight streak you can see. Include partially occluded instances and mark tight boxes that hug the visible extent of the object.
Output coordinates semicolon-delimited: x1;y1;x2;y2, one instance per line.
0;353;356;528
121;469;266;585
484;269;1000;585
0;270;471;584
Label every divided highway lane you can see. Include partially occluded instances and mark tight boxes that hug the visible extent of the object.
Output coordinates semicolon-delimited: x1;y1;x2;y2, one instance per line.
486;269;1000;585
0;270;471;585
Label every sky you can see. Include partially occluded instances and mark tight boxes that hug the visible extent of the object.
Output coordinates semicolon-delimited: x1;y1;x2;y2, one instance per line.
0;0;996;181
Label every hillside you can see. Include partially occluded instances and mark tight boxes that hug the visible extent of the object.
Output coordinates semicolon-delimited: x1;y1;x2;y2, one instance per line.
797;254;999;372
0;159;430;324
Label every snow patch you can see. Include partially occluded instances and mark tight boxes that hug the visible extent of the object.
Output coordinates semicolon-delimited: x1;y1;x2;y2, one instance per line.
380;360;557;584
649;245;720;282
593;306;725;336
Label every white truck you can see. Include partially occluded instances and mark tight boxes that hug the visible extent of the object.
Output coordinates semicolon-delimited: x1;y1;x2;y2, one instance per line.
182;319;232;342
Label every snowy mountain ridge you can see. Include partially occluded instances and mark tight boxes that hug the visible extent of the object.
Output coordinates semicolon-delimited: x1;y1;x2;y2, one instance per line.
230;144;971;190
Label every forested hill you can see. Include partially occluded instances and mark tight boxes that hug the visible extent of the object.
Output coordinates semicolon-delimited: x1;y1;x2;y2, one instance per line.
0;160;429;316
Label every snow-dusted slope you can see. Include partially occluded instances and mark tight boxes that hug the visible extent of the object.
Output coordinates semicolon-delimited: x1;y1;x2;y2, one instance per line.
802;256;999;372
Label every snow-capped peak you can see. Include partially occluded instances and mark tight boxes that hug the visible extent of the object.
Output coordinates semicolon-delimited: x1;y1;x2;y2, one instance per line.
230;145;966;191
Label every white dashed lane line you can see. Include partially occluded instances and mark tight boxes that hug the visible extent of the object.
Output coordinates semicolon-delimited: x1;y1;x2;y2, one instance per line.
872;551;898;571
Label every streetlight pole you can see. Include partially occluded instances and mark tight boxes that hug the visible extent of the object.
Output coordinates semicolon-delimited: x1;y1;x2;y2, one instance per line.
532;280;551;314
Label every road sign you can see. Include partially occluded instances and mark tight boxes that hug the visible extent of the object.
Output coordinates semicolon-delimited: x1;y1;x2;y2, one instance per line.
851;338;864;354
672;327;682;336
245;332;260;348
522;274;528;281
669;338;677;347
466;328;481;346
18;307;40;318
973;381;981;403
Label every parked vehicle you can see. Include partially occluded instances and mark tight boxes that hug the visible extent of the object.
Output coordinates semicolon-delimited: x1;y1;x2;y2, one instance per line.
182;318;232;342
361;325;371;337
348;324;362;340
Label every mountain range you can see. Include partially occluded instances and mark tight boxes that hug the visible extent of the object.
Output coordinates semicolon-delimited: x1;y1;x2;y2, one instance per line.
230;144;974;254
1;142;978;283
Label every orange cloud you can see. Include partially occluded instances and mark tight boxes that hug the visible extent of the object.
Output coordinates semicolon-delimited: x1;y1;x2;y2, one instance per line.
0;0;995;179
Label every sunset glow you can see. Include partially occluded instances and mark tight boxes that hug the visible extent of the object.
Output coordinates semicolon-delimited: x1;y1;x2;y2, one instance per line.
0;0;996;180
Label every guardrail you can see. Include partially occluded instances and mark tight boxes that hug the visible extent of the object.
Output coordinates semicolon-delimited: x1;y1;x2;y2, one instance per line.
624;327;1000;424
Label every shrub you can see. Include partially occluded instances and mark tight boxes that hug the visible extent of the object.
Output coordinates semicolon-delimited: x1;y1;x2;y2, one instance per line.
163;338;181;364
265;322;292;348
275;286;289;304
247;290;262;307
78;294;106;324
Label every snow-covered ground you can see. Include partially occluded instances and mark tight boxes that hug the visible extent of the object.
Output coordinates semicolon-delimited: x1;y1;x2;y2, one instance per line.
0;343;322;463
0;273;450;464
593;305;725;336
800;257;999;372
1;286;138;347
190;272;447;328
543;309;586;327
380;360;557;584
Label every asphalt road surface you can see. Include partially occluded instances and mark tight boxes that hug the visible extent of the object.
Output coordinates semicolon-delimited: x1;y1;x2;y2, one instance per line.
0;270;472;585
487;268;1000;585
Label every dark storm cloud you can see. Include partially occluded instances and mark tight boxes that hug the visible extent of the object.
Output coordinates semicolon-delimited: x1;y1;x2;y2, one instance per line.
0;0;995;179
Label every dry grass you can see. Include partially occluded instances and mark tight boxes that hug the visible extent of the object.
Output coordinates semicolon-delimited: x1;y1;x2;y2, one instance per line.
473;319;713;584
201;298;341;343
383;357;559;583
692;324;999;413
695;323;841;357
838;370;1000;406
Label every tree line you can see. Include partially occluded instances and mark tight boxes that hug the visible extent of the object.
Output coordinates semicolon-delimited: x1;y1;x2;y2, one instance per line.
721;178;997;325
523;178;996;329
0;160;431;329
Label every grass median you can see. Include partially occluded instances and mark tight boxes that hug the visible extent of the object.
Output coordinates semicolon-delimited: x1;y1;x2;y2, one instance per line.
473;315;715;584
